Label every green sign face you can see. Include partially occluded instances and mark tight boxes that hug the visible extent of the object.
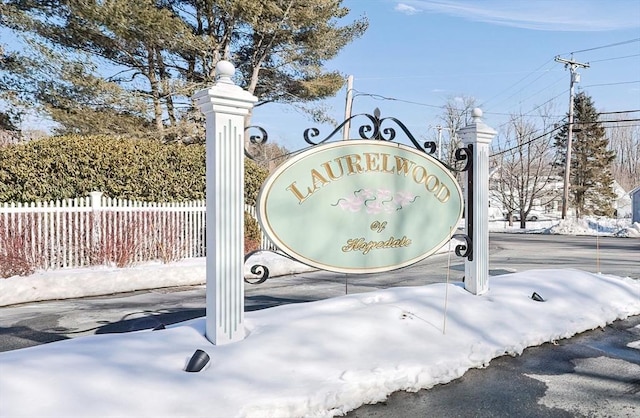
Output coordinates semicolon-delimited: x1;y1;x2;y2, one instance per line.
257;140;464;273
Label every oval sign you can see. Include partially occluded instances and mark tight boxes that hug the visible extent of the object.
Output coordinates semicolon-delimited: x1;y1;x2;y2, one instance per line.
257;140;463;273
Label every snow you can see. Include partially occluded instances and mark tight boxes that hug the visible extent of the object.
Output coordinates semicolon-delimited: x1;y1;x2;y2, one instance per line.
1;216;637;308
488;215;640;237
0;217;639;418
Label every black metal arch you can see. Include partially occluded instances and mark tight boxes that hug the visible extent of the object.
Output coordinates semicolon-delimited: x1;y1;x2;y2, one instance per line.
244;125;268;160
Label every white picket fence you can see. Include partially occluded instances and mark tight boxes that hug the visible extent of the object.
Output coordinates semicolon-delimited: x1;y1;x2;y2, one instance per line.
0;192;274;271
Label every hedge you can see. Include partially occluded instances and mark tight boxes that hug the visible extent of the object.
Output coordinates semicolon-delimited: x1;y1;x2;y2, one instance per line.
0;135;268;205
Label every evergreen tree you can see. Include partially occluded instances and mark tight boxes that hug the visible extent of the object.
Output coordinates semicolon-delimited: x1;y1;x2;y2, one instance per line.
0;1;367;141
554;91;616;217
0;111;16;132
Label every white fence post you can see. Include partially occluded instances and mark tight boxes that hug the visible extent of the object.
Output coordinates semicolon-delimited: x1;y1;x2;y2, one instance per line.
194;61;257;345
457;108;497;295
89;191;103;262
1;194;211;271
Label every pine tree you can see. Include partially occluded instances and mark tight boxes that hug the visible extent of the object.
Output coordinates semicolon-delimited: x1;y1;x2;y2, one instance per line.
554;91;616;217
0;0;368;140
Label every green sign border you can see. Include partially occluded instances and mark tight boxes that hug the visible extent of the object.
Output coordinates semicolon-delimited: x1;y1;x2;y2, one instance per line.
257;140;464;273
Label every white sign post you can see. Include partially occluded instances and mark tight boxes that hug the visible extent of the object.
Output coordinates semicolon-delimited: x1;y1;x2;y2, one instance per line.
457;108;497;295
194;61;257;345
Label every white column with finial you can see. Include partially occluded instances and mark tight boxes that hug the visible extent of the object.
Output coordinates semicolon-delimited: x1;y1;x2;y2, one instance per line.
457;108;497;295
193;61;258;344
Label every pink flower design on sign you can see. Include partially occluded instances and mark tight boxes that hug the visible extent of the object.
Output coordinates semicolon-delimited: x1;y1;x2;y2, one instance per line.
337;194;365;213
332;188;419;214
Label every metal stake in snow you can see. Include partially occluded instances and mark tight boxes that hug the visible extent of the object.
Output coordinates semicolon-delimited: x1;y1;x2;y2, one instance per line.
194;61;257;344
457;109;497;295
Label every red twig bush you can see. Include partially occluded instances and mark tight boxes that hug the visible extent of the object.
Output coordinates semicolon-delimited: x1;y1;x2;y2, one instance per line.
0;215;37;278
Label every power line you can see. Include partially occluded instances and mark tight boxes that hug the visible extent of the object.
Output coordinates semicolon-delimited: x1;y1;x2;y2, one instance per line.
350;88;569;120
598;118;640;123
351;90;442;109
484;109;565;118
601;123;640;129
561;38;640;55
485;48;639;126
348;89;638;135
589;53;640;63
506;81;568;117
490;117;640;158
489;70;564;111
582;80;640;88
490;124;563;158
598;109;640;115
352;69;558;81
479;59;556;108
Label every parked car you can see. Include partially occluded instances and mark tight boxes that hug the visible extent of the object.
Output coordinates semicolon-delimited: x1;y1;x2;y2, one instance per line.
511;210;543;221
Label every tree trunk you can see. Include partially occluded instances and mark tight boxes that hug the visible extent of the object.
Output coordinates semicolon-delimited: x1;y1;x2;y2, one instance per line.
156;51;176;126
146;47;164;134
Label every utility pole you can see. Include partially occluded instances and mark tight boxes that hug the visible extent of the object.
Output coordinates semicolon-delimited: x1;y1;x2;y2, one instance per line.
435;125;443;160
342;75;354;140
555;55;589;219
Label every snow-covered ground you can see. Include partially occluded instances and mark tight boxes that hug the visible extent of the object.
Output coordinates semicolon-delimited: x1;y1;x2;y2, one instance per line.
0;216;638;417
1;216;637;308
489;216;640;237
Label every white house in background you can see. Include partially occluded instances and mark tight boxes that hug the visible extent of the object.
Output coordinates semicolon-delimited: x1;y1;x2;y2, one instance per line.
612;181;632;218
487;168;630;220
487;168;563;220
630;185;640;223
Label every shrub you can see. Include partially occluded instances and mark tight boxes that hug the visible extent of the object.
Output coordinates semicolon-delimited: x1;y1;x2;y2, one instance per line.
0;216;36;278
244;212;261;254
244;158;268;206
0;135;205;202
0;135;271;266
0;135;268;206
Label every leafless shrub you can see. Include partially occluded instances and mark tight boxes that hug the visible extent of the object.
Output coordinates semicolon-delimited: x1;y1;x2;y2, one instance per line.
0;216;37;278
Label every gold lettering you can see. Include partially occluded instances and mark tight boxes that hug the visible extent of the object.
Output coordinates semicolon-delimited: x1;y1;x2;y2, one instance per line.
344;154;363;175
321;159;345;181
381;153;394;173
286;182;310;204
425;174;440;192
287;150;455;205
370;220;387;233
436;184;451;203
310;169;329;190
341;236;412;255
395;156;415;176
412;166;427;183
364;153;379;172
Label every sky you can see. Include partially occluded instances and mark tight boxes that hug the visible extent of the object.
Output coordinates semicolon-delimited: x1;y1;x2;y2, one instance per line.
252;0;640;151
3;0;639;151
0;217;639;417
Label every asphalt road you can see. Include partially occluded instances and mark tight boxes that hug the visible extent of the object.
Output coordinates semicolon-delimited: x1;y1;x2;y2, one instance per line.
347;314;640;418
0;232;638;416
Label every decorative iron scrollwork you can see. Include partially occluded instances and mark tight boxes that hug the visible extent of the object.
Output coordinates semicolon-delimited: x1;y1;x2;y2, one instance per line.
424;141;437;155
245;263;270;284
244;250;301;284
452;234;473;261
454;146;472;172
300;109;475;176
244;125;268;161
303;108;434;154
438;145;472;173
